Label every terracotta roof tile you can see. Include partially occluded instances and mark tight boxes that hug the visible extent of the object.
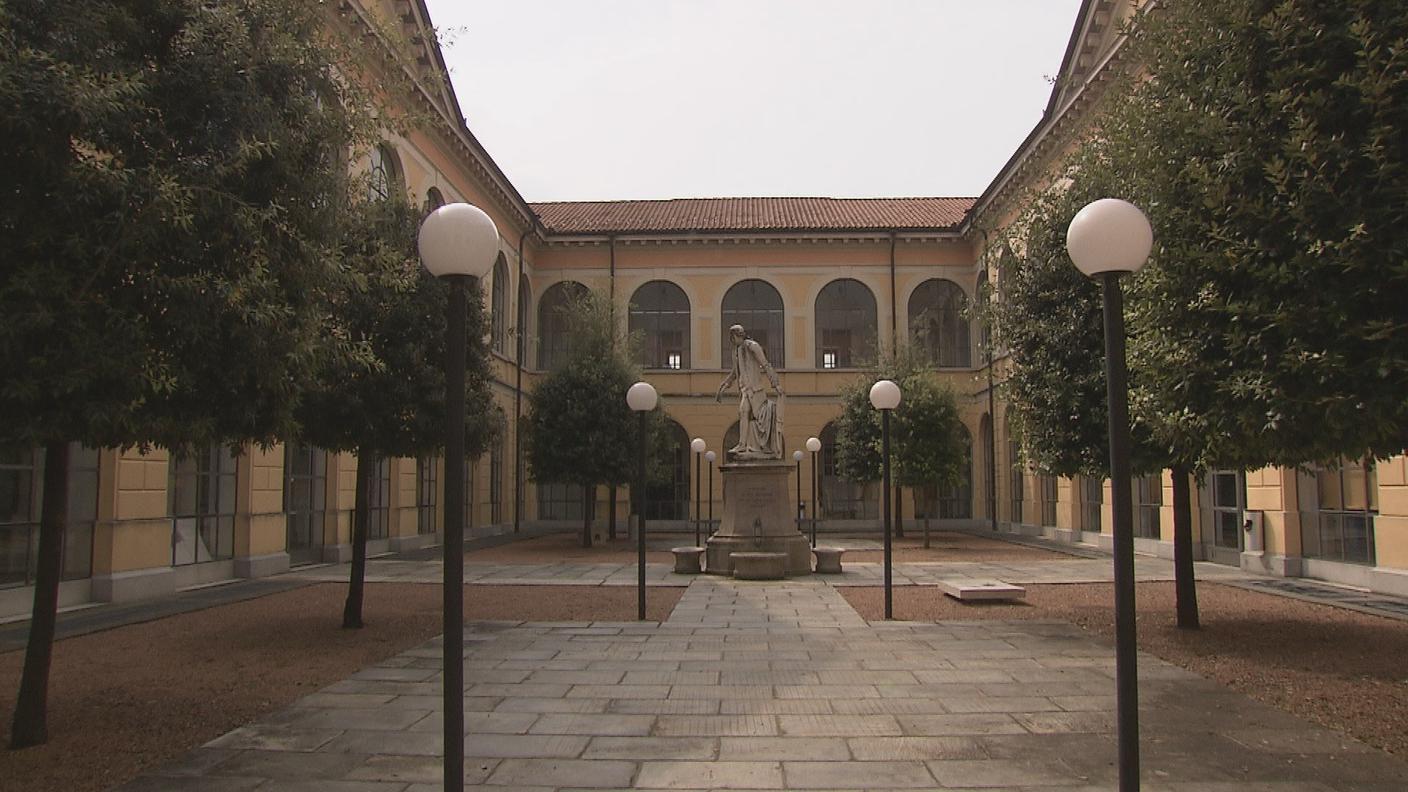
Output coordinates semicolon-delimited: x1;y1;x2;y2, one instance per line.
530;197;975;235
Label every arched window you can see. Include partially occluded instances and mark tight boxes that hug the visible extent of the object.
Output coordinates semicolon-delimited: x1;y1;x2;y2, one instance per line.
909;279;971;368
368;143;404;201
720;279;784;370
538;482;584;521
645;420;689;520
630;281;690;370
537;281;587;370
814;279;877;369
517;274;531;363
938;425;972;518
425;186;445;210
1082;477;1103;532
1006;414;1023;524
722;421;740;462
819;422;877;520
491;254;509;354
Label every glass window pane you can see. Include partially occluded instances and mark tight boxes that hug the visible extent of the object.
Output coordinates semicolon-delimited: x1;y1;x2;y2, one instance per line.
814;279;877;368
720;279;785;369
630;281;691;370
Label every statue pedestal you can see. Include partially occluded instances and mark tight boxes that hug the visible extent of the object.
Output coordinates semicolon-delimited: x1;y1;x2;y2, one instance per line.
706;460;811;576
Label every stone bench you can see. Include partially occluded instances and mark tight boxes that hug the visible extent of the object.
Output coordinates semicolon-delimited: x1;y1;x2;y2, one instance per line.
671;546;705;574
812;546;846;574
730;551;787;580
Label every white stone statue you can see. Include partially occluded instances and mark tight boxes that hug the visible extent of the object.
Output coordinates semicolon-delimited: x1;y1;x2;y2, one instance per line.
715;324;784;460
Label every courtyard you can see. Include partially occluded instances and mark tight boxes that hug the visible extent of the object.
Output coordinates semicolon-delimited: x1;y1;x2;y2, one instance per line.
2;530;1406;791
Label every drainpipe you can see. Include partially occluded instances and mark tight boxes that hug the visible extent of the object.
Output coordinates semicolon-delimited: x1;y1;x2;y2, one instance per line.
608;235;617;539
513;227;531;534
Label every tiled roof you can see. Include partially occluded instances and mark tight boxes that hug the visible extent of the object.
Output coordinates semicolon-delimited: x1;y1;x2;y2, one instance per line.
530;197;975;235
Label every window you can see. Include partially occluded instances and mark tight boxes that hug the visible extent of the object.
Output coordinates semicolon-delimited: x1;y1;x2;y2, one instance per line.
939;425;973;519
284;444;327;564
720;279;784;370
629;281;691;370
1305;460;1377;565
538;482;584;521
1039;475;1058;527
537;281;588;370
1206;469;1244;550
517;275;531;364
1082;476;1103;532
1135;474;1161;539
818;423;876;520
169;445;237;566
366;457;391;541
425;186;445;210
416;456;437;535
644;420;689;520
489;435;504;525
908;279;971;368
1007;416;1023;523
814;279;877;369
491;255;509;355
367;143;403;201
1;444;97;587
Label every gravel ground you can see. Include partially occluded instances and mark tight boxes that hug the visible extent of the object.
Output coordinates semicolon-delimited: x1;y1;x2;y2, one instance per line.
0;582;681;792
841;581;1408;757
839;530;1075;563
468;532;677;564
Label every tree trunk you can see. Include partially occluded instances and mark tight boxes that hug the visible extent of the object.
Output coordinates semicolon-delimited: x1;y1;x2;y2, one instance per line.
581;486;593;548
894;484;905;538
342;452;371;629
1171;465;1200;630
10;441;68;748
608;485;617;541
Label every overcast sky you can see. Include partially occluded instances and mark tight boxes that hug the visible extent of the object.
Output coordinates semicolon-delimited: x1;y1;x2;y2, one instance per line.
422;0;1084;202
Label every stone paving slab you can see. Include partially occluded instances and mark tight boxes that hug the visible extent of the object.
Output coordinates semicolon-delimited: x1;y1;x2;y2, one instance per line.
116;576;1408;791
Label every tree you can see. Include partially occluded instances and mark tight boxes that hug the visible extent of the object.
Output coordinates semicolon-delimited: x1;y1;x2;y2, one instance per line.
524;289;651;547
834;348;969;543
0;0;377;746
294;195;496;629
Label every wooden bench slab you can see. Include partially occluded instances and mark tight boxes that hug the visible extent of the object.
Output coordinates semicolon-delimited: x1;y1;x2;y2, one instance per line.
671;546;705;574
937;578;1026;601
812;546;846;574
730;551;787;580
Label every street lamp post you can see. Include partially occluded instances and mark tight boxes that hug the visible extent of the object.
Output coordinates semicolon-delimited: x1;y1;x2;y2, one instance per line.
705;450;716;535
417;202;500;792
1067;197;1153;792
627;382;659;621
691;438;706;546
869;380;901;620
806;436;821;547
792;450;804;531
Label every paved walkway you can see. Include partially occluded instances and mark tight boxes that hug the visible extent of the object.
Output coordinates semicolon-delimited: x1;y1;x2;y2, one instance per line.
116;575;1408;791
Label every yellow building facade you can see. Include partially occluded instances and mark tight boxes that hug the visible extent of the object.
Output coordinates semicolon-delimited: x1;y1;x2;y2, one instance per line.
2;0;1404;618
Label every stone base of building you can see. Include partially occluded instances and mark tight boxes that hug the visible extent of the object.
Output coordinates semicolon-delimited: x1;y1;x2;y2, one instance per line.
705;459;811;577
235;552;290;580
92;567;176;603
389;534;435;554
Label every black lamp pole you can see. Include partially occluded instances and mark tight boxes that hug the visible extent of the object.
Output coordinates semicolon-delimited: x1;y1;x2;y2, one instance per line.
637;410;647;621
882;408;893;620
795;455;803;530
441;275;467;792
810;449;818;548
707;456;714;534
1102;271;1139;791
694;450;702;546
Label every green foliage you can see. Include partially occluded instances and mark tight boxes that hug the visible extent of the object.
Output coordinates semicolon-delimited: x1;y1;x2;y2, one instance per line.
996;0;1408;473
525;289;649;490
0;0;378;452
295;195;498;459
834;347;968;489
